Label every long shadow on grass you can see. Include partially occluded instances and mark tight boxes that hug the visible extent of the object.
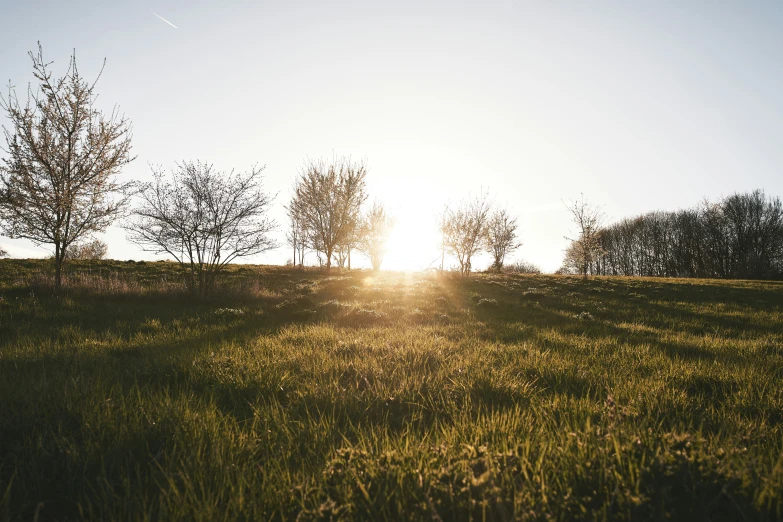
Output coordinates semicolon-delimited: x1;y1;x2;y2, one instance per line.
2;270;782;520
468;275;782;359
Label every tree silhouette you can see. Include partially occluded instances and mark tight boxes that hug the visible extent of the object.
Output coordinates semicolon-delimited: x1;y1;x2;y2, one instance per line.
0;44;135;289
127;162;277;296
357;202;394;271
442;192;492;276
287;157;367;270
563;195;604;280
485;208;521;272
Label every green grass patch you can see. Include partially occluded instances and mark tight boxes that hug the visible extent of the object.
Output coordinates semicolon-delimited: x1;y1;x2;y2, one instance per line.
1;259;782;520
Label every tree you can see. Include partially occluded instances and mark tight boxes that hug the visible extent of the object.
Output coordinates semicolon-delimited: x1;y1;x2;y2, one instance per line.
434;203;456;272
442;192;492;276
559;240;584;276
357;202;394;271
0;245;7;258
594;190;783;280
563;195;604;280
285;204;306;267
0;44;135;289
126;162;277;296
287;156;367;270
334;212;362;269
67;238;108;260
484;208;521;271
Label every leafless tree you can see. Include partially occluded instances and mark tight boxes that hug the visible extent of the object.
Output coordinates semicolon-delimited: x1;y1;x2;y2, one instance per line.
357;201;394;271
563;195;604;280
593;190;783;280
0;44;135;289
126;162;277;296
559;241;583;276
442;192;492;276
67;238;108;260
333;220;359;268
434;203;457;272
285;204;306;267
287;156;367;270
485;208;521;272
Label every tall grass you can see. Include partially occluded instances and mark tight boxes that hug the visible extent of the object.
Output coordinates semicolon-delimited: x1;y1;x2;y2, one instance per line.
0;259;781;520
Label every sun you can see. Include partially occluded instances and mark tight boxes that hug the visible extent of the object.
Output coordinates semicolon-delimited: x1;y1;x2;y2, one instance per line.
381;213;440;271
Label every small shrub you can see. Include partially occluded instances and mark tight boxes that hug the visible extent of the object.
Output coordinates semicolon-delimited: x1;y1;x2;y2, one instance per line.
504;260;542;274
66;239;108;260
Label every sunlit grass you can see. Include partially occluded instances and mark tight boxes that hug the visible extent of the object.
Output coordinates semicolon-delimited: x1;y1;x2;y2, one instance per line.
0;259;782;520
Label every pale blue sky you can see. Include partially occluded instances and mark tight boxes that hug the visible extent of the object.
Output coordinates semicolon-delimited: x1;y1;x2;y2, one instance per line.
2;1;783;271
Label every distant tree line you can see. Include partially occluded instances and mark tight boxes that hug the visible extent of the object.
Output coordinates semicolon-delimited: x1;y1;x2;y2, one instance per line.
565;190;783;280
3;45;783;292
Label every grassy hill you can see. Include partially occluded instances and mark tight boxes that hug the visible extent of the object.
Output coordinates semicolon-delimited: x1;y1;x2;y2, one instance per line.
1;259;782;521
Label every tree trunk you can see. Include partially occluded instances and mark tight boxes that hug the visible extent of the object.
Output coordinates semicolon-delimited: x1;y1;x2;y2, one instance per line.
440;237;445;272
347;249;351;270
54;242;63;291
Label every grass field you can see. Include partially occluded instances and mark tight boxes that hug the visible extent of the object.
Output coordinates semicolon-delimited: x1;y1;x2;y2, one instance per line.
1;259;782;521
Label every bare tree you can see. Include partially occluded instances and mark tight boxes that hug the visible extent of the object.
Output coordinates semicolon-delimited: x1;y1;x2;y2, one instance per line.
67;238;108;260
357;202;394;271
485;208;521;271
559;241;583;276
287;156;367;270
333;224;357;268
594;190;783;280
442;192;492;276
334;213;362;269
126;162;277;296
563;195;604;280
285;204;306;267
0;44;135;289
434;203;454;272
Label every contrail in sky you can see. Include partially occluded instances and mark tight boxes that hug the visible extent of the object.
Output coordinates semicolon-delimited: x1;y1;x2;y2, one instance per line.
153;12;178;29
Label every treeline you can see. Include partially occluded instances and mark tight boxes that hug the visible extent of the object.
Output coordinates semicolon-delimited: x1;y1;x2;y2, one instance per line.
3;45;783;293
583;190;783;280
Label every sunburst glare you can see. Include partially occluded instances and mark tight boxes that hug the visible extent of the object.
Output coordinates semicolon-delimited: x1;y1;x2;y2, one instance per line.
381;214;439;271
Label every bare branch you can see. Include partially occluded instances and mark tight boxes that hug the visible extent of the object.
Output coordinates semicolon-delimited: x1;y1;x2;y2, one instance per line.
0;45;135;289
286;156;368;270
125;161;277;296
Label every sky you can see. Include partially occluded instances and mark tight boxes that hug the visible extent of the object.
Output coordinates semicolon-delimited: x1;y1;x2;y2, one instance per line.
2;0;783;272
